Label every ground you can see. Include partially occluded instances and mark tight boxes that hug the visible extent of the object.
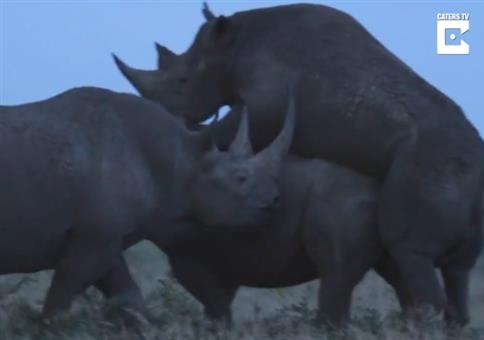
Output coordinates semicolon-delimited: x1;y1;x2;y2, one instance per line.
1;241;483;339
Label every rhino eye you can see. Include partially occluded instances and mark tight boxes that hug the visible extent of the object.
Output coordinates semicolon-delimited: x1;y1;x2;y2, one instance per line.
234;171;248;184
179;77;189;84
237;175;247;184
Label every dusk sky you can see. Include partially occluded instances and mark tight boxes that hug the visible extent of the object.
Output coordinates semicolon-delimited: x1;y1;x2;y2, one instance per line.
1;1;483;131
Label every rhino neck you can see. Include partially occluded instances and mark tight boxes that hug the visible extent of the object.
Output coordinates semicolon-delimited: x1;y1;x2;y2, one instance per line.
128;114;201;221
219;66;239;107
137;137;201;249
165;130;209;217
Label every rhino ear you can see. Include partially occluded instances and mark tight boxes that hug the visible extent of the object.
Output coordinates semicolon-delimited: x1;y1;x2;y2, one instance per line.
202;2;216;21
155;42;177;69
205;15;235;48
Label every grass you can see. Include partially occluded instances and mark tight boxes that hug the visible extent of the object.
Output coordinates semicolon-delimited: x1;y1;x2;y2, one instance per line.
1;241;483;339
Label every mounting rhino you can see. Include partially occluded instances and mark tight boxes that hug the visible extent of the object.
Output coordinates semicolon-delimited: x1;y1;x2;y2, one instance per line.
0;86;293;317
114;3;484;325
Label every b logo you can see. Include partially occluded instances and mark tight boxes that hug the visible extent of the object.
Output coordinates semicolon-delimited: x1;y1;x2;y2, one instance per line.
437;13;470;55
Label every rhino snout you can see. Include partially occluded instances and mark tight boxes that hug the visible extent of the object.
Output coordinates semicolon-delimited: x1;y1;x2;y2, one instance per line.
258;193;281;211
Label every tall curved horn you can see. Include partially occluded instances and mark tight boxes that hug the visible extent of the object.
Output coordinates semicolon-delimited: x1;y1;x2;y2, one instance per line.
256;89;296;169
202;2;216;21
112;53;159;97
229;107;253;158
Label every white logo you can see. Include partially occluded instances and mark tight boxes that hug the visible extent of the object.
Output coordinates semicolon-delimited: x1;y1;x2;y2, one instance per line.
437;13;470;55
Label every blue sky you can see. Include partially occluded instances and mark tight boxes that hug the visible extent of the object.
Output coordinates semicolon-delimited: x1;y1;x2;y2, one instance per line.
1;1;483;131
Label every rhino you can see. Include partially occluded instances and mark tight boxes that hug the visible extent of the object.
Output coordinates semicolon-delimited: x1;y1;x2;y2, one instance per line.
165;141;402;328
0;86;294;317
106;95;403;328
113;3;484;325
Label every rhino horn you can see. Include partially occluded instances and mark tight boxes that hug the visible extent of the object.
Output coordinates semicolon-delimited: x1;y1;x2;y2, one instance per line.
256;90;296;170
112;53;158;97
229;107;253;158
154;42;177;69
202;2;216;21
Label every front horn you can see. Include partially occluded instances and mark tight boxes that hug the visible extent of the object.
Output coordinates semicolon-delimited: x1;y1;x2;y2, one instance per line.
112;53;159;97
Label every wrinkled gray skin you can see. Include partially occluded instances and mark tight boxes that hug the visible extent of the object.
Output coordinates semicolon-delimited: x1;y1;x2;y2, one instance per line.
114;3;484;325
166;154;400;328
0;87;294;317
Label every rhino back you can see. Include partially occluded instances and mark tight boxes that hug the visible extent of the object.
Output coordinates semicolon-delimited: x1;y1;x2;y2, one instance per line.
227;4;480;177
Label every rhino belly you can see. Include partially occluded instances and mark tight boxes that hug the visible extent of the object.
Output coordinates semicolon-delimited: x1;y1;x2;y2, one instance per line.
0;199;72;274
227;248;318;288
0;233;67;274
239;267;317;288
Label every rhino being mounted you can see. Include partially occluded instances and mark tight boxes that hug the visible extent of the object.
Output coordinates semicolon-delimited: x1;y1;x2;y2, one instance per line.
166;154;399;328
0;87;294;317
114;3;484;325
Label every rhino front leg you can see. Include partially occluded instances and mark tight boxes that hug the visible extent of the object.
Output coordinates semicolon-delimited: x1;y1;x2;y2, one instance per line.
95;254;147;318
317;265;369;328
169;257;237;325
43;236;122;317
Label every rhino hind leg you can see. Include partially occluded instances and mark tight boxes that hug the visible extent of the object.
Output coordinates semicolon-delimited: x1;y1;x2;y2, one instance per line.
440;191;483;327
95;254;148;321
374;254;412;311
42;234;122;317
379;168;447;316
169;257;237;325
378;144;483;323
388;247;446;320
439;234;482;327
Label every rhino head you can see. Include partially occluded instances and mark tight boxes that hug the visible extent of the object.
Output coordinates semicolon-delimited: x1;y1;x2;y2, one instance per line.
112;3;240;125
182;92;295;229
